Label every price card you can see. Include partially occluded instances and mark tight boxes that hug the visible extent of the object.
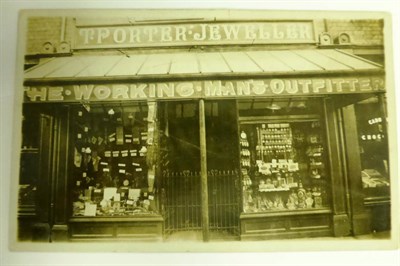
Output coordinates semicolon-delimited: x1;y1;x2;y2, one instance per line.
77;133;82;139
103;168;110;172
135;168;142;172
114;193;121;201
125;139;132;143
119;169;126;174
118;163;126;167
82;172;87;177
128;189;141;199
84;203;97;216
132;162;140;167
104;187;117;200
100;162;108;166
104;151;111;157
84;127;89;132
78;111;83;117
112;151;120;157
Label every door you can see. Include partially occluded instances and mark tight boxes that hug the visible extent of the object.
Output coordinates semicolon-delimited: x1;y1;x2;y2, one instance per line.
160;100;240;237
205;101;240;236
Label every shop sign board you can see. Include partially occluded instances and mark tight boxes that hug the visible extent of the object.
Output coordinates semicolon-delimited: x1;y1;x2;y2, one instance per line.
24;76;385;102
75;21;316;49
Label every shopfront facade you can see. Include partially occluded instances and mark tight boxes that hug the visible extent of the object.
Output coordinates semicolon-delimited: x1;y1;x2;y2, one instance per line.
17;12;390;242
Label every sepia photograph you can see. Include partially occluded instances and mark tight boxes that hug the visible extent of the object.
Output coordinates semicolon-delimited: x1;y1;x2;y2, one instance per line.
1;4;399;264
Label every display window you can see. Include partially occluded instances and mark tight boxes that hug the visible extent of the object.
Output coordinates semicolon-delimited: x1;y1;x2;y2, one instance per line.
354;95;390;199
70;102;159;217
238;98;330;213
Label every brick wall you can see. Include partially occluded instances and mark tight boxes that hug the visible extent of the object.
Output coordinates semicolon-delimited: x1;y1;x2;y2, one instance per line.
325;19;384;45
26;17;62;54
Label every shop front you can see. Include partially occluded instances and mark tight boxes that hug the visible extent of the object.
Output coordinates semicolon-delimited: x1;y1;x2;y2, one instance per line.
18;18;389;242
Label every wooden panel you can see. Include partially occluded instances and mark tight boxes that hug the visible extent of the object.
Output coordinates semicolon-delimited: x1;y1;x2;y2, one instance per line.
294;50;352;71
246;51;293;72
53;107;70;225
116;223;161;237
75;56;122;77
71;223;114;238
106;55;148;76
244;218;286;234
197;52;231;73
323;99;348;215
37;114;53;223
221;52;262;73
169;53;200;74
290;215;330;230
341;104;370;235
240;213;332;240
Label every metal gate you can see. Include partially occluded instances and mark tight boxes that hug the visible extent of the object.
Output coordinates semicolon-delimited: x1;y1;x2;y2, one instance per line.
162;169;240;235
208;170;240;234
162;170;202;233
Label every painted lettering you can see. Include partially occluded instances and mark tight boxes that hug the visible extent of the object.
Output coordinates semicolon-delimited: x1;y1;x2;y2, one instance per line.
157;83;174;97
236;81;251;95
270;79;285;94
113;28;127;43
204;81;222;96
74;85;94;100
79;28;95;44
209;25;222;41
222;25;240;40
93;85;111;100
48;87;64;101
112;85;129;99
160;26;172;42
25;87;47;101
97;28;110;44
130;84;147;98
176;82;194;97
312;79;325;93
193;24;207;41
175;26;187;41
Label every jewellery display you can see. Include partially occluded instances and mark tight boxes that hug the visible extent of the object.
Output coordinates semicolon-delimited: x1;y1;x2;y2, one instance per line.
240;121;329;213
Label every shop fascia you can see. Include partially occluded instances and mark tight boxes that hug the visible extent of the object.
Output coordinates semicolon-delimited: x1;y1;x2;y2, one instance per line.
77;22;314;47
25;76;384;102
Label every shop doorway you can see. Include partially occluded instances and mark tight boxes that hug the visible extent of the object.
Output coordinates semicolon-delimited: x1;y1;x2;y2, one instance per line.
160;101;240;238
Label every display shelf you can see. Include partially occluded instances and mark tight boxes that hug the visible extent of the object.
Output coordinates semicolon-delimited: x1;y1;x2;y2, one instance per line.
258;187;290;192
240;207;332;218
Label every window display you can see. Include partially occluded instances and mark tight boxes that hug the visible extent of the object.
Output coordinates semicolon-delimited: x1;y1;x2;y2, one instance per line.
70;103;158;217
240;120;329;213
354;96;390;198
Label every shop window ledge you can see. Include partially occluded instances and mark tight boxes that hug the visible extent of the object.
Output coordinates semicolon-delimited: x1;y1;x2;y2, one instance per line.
240;208;332;219
364;196;390;206
69;214;163;223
